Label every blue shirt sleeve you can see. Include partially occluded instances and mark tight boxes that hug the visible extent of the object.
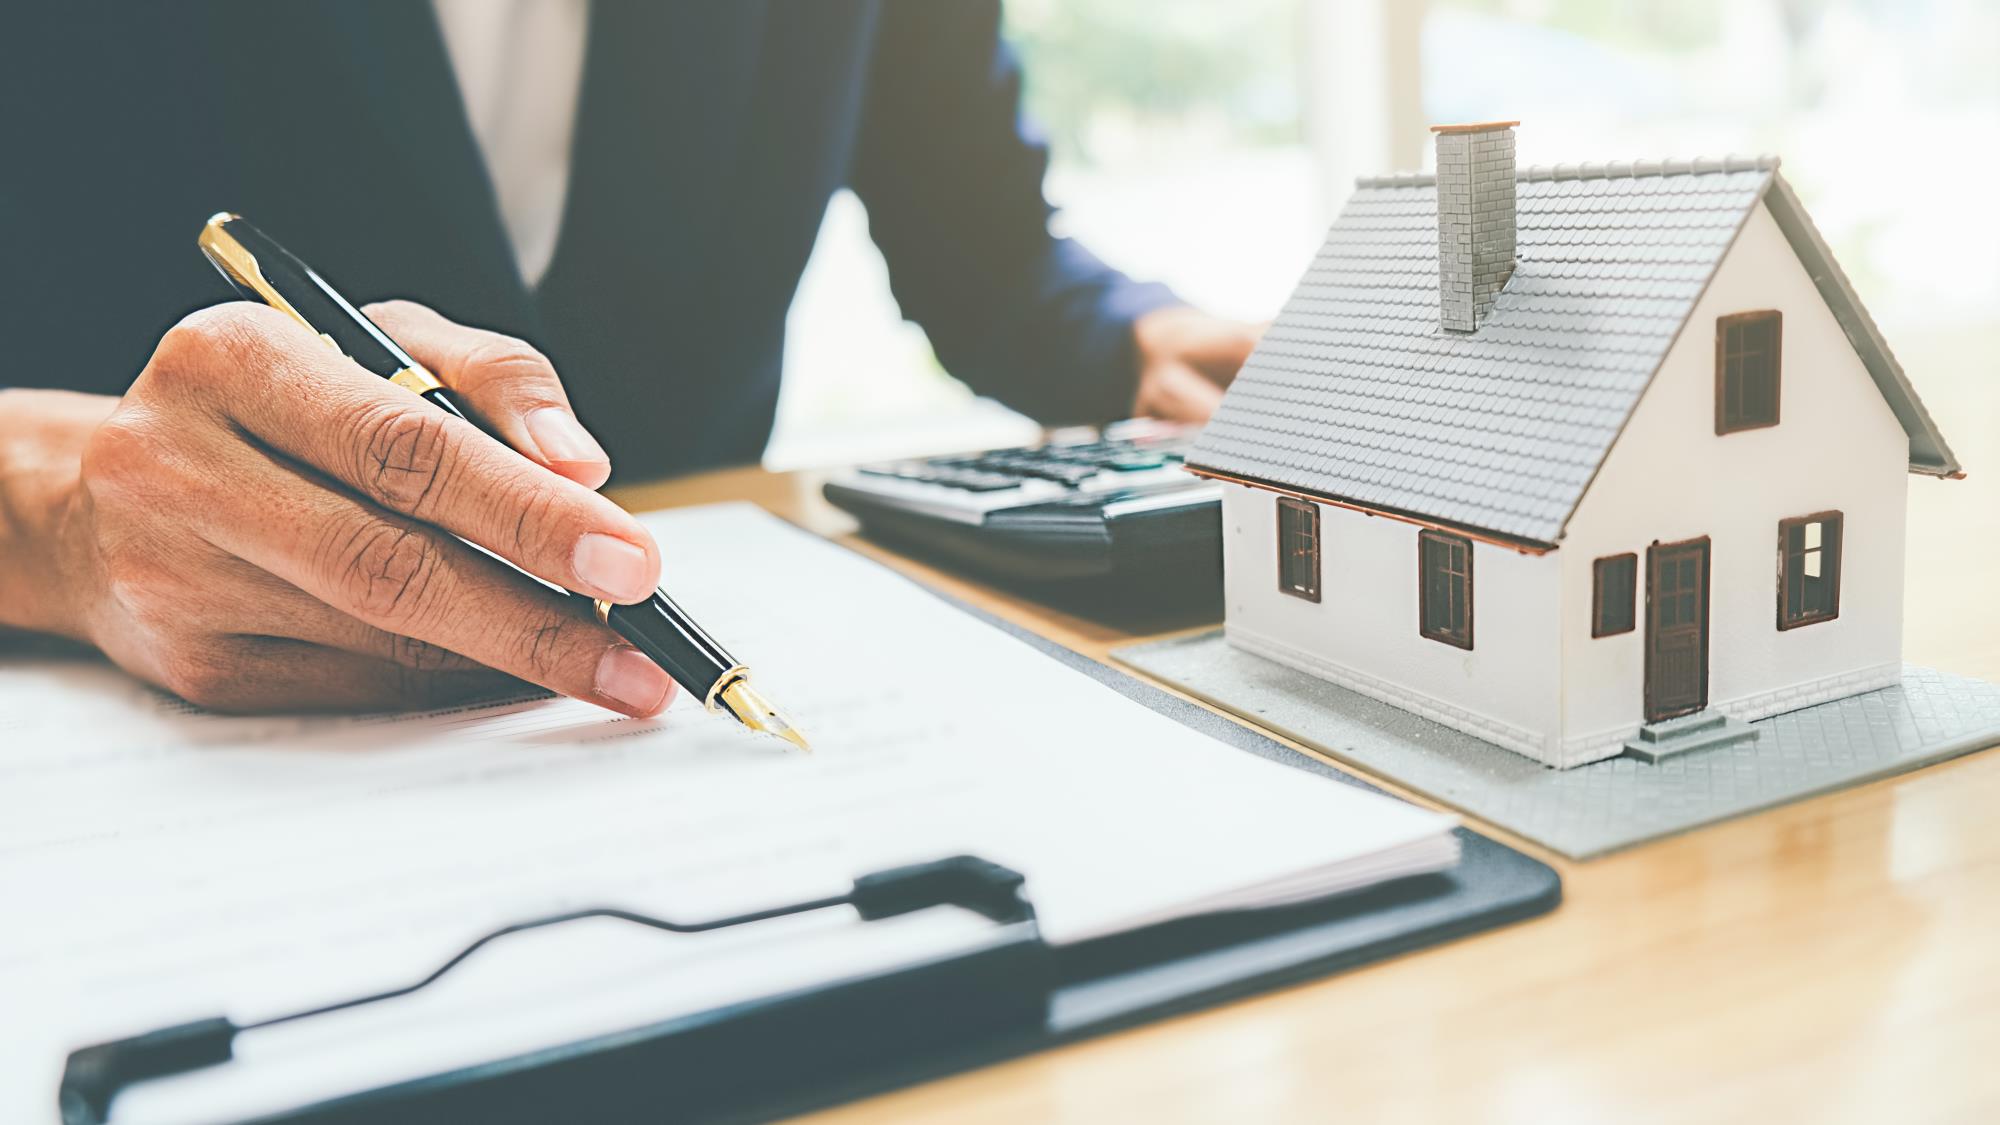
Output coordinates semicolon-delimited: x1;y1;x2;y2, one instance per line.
848;0;1182;426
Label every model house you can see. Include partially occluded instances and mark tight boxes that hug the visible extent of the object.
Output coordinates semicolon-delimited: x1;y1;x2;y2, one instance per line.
1185;122;1961;769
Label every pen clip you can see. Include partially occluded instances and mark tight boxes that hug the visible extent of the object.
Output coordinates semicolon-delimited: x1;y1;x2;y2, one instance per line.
197;213;319;339
197;213;445;396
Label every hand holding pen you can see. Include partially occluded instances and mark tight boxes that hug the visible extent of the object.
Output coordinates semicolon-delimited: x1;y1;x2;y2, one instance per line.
197;215;805;746
11;213;801;745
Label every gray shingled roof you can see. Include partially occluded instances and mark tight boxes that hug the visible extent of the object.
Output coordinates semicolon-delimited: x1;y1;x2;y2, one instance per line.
1188;158;1960;548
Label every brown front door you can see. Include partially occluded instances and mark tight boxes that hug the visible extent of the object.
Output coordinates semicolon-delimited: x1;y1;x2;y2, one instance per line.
1645;537;1710;722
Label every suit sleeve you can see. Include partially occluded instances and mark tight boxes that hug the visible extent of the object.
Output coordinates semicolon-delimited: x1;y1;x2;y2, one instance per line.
847;0;1180;425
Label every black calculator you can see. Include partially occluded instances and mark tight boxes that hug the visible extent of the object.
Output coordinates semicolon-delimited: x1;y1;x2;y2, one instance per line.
822;420;1221;605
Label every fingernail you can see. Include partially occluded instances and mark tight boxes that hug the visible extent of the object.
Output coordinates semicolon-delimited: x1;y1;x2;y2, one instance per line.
526;407;609;468
594;645;674;714
573;533;656;602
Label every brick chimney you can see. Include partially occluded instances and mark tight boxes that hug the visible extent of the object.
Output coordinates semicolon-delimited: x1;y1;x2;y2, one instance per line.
1432;121;1518;333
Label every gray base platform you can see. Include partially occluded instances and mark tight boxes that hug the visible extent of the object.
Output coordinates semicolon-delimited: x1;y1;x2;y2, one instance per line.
1112;630;2000;859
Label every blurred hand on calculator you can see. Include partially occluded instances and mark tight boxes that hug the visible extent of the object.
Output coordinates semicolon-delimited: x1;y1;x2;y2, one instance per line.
1130;306;1265;423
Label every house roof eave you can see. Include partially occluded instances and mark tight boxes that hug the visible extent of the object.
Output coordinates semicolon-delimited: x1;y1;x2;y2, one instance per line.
1762;172;1963;478
1185;465;1559;556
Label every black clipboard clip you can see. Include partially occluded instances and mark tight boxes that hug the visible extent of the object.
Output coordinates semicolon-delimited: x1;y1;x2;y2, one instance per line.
60;855;1051;1125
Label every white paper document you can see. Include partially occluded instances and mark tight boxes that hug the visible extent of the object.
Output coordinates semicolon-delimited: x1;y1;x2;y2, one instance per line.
0;503;1456;1124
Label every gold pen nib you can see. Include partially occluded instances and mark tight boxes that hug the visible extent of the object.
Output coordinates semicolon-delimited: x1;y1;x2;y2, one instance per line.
714;677;811;752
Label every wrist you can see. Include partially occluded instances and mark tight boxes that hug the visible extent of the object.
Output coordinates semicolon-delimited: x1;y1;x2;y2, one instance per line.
0;389;114;639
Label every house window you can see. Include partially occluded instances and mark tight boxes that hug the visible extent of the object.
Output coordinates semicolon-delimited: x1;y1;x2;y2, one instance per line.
1778;511;1842;629
1418;530;1473;649
1276;497;1320;602
1592;553;1637;637
1716;310;1782;434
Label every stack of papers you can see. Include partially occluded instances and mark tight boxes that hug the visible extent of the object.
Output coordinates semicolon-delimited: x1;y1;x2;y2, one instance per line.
0;503;1455;1124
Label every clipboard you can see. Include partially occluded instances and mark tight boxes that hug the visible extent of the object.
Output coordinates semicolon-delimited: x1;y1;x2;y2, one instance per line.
61;600;1560;1124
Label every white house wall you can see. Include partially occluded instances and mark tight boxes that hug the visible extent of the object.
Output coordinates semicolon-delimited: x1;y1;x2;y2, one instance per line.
1220;484;1564;762
1555;200;1910;764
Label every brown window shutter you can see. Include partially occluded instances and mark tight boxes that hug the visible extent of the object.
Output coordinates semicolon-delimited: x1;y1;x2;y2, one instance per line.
1277;496;1322;602
1716;310;1782;434
1418;530;1474;649
1777;511;1843;628
1592;553;1638;637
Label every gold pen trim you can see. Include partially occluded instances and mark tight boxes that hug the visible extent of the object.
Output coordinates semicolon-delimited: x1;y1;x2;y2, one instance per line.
704;665;751;712
389;365;445;395
591;604;806;750
198;214;444;399
197;213;318;339
714;676;811;752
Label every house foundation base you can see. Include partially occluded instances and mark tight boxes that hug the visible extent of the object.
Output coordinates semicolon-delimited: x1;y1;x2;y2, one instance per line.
1112;629;2000;860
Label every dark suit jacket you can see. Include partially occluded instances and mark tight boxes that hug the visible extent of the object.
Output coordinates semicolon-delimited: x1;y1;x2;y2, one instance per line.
1;1;1173;480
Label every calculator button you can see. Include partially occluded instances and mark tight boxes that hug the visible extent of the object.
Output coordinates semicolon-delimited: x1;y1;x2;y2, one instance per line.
1020;465;1097;485
1099;454;1167;471
939;472;1021;492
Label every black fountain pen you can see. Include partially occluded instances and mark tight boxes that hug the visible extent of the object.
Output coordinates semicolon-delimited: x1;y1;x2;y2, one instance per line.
197;213;808;750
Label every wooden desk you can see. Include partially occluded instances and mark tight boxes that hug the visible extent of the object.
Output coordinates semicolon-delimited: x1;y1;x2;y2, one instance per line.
613;455;2000;1125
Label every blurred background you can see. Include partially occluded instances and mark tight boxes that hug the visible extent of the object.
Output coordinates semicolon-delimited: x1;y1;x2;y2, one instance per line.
767;0;1998;473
